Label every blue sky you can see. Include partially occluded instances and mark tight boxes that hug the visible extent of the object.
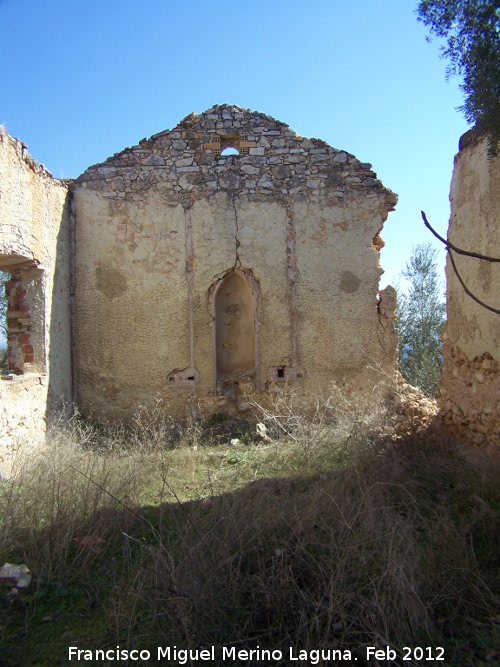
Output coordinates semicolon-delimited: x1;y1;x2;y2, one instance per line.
0;0;469;288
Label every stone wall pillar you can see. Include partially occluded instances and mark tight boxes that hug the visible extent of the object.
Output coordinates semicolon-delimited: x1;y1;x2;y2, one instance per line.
437;129;500;449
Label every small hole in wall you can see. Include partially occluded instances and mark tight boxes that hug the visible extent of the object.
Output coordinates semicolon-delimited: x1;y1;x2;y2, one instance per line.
167;369;199;386
221;146;240;156
277;367;285;379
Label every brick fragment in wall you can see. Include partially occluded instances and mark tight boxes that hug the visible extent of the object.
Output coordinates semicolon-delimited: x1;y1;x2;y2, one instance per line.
4;273;32;372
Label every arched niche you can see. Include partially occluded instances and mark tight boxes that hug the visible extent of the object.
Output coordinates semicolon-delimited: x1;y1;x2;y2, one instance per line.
214;271;256;381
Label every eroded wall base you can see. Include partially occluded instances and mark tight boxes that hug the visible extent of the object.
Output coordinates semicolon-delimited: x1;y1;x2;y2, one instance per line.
438;341;499;449
0;375;47;476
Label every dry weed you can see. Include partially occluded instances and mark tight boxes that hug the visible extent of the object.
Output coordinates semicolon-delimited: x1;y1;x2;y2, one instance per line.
0;394;498;666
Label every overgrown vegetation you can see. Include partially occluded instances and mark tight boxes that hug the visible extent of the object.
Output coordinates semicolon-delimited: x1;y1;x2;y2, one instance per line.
417;0;500;155
396;243;446;397
0;392;498;666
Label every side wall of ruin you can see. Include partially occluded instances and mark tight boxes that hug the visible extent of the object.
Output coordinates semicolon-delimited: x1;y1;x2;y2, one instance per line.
72;106;398;421
0;127;72;471
438;130;500;448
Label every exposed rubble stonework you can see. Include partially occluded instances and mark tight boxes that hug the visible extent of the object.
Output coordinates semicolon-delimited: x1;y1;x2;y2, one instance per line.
72;105;398;420
437;128;500;449
0;126;72;470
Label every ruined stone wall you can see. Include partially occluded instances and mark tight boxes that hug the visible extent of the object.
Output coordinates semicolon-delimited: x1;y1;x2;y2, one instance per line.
0;127;72;471
72;105;397;420
438;129;500;448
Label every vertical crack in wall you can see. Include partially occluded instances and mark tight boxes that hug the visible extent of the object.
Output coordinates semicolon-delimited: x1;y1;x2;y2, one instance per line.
230;195;241;268
184;205;195;368
285;206;298;366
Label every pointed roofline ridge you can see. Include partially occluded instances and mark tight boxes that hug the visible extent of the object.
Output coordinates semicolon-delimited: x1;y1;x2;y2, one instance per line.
95;104;332;171
147;104;292;142
179;104;290;128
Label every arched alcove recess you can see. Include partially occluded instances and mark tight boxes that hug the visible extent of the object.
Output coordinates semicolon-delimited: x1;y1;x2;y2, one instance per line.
214;271;256;381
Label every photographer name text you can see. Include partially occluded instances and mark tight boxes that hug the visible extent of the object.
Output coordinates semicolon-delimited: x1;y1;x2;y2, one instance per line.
68;644;445;664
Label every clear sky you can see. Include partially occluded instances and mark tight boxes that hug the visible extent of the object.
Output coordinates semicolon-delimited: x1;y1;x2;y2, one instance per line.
0;0;469;289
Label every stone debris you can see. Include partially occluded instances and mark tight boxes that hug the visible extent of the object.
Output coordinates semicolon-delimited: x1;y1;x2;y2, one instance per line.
394;385;438;436
0;563;32;589
256;422;272;442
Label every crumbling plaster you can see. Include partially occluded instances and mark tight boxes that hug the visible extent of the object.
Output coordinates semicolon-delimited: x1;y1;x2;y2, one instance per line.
0;126;71;469
438;129;500;448
72;105;398;420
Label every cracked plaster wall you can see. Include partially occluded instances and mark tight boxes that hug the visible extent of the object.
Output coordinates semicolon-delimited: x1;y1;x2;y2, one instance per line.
438;130;500;448
0;127;72;471
72;105;398;420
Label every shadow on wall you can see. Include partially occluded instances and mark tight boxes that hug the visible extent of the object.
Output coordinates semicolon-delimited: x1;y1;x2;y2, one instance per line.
46;189;72;416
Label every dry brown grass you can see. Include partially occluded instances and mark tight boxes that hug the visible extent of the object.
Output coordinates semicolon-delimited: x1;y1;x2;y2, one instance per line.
0;391;498;666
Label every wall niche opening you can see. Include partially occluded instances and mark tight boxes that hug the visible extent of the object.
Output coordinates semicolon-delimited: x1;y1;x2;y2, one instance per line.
220;146;240;156
0;255;44;377
215;271;256;381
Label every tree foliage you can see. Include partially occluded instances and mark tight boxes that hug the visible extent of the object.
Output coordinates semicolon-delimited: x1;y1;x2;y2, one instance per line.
396;244;446;397
417;0;500;154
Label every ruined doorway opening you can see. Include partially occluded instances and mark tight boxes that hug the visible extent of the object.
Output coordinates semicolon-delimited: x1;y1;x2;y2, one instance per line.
215;271;256;382
0;253;44;377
